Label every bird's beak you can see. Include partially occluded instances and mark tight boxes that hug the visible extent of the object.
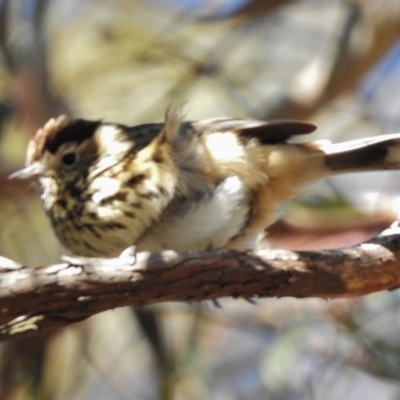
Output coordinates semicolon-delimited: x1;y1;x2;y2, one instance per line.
8;164;44;180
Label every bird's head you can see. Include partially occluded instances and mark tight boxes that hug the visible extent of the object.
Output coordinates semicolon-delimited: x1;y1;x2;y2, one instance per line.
9;116;144;209
9;111;183;256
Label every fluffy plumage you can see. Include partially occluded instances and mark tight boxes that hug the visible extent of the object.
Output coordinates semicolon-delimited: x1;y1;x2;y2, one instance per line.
10;108;400;257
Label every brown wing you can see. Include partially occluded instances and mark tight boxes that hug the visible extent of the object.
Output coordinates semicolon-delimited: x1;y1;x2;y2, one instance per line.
191;118;316;144
238;120;317;144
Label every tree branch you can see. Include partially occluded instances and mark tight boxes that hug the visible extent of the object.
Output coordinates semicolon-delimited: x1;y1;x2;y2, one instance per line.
1;227;400;340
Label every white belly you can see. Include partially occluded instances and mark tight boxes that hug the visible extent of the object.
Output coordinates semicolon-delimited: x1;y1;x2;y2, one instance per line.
136;176;251;252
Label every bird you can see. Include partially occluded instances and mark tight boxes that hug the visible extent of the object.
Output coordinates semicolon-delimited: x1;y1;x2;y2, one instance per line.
9;106;400;258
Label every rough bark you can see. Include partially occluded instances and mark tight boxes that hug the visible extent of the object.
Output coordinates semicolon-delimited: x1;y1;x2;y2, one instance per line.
1;227;400;340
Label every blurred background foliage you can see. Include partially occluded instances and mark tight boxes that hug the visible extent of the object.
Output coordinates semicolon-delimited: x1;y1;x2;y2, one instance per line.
1;0;400;399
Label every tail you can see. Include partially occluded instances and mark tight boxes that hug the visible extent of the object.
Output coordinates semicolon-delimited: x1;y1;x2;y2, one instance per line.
320;133;400;174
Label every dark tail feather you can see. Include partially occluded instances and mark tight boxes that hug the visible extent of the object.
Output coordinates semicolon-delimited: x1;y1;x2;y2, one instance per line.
322;133;400;174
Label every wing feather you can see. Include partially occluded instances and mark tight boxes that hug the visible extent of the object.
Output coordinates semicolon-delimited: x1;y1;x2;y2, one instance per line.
191;118;317;144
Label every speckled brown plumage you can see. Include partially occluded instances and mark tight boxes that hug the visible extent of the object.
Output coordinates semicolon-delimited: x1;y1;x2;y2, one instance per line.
10;107;400;257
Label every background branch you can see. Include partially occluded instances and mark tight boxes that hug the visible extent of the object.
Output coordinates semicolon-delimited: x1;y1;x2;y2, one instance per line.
264;0;400;119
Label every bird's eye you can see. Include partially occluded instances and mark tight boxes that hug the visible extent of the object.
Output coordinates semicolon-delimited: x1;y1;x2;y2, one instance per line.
61;152;79;168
